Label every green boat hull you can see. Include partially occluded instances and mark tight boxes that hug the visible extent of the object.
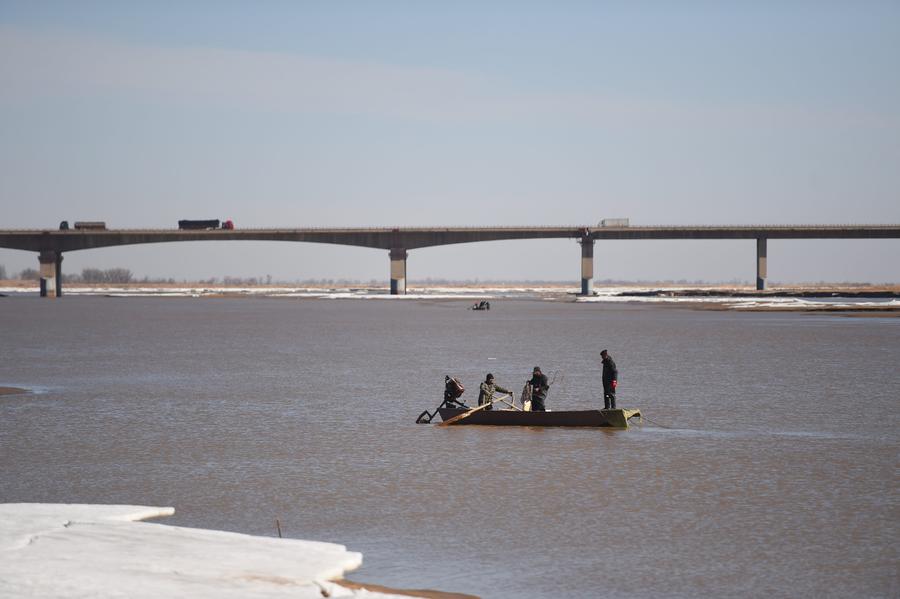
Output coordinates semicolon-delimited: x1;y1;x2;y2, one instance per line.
437;407;642;428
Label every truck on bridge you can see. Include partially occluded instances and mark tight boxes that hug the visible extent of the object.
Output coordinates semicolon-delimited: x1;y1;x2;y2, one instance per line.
178;219;234;230
69;221;107;230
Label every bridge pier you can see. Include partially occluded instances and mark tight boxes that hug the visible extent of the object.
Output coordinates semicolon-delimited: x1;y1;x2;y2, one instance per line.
389;248;407;295
580;237;594;295
756;237;767;291
38;250;63;297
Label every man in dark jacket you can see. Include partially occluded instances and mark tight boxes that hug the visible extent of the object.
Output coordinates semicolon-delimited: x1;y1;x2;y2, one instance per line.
601;349;618;409
478;373;510;411
527;366;550;412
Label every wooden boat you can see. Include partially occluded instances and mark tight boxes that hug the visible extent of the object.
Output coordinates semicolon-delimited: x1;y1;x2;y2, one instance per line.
436;407;642;428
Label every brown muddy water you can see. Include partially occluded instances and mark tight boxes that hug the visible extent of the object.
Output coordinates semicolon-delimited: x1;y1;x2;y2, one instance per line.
1;296;898;598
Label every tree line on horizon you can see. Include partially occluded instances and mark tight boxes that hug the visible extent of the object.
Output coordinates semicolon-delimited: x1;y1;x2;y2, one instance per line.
1;265;321;285
1;265;136;284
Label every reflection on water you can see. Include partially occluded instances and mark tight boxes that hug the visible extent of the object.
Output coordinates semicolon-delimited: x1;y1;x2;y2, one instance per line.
1;297;898;598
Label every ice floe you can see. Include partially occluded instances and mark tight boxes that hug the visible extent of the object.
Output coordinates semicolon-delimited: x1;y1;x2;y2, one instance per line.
0;503;415;598
576;288;900;310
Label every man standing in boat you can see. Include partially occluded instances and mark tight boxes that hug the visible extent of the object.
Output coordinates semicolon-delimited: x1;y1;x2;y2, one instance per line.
601;349;618;409
478;373;510;411
527;367;550;412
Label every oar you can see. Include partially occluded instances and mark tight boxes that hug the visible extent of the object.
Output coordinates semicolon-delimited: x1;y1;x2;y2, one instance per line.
436;394;511;426
497;398;522;411
496;393;521;411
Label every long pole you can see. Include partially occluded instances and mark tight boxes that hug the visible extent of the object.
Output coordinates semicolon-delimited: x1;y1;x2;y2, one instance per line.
437;394;511;426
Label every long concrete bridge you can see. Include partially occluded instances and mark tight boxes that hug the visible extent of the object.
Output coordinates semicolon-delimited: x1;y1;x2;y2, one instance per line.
1;224;898;297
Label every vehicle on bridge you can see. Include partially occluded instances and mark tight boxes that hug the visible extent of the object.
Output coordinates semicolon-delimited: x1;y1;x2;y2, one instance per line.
73;221;107;230
178;219;234;230
599;218;629;227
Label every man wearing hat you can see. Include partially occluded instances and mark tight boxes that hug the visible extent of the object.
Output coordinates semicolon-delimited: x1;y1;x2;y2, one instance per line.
478;373;511;411
526;366;550;412
600;349;618;409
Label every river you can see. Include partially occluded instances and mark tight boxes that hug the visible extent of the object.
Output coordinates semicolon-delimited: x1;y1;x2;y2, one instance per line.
1;295;897;598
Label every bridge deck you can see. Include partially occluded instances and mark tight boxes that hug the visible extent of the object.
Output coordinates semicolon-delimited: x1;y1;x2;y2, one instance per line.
2;224;899;253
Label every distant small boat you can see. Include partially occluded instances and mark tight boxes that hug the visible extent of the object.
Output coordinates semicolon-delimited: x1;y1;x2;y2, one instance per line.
436;407;641;428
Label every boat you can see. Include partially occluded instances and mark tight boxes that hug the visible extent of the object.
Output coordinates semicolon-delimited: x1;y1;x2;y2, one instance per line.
414;377;641;428
436;406;642;428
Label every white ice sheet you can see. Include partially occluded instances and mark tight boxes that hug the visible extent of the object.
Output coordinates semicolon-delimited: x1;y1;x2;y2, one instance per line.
0;503;416;598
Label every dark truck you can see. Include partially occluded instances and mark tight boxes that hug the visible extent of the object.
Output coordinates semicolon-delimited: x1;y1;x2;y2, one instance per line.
178;219;234;230
59;221;107;230
73;221;107;230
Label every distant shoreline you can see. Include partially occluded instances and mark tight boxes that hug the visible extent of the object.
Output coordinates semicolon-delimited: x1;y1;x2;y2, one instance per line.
2;279;900;292
2;281;898;314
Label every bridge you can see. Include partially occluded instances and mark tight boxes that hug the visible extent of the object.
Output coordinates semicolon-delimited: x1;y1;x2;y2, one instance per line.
1;224;898;297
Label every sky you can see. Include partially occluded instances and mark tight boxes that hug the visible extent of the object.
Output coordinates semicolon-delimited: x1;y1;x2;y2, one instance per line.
1;1;899;284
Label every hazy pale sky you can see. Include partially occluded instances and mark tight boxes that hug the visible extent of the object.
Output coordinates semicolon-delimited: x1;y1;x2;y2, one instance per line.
2;1;899;283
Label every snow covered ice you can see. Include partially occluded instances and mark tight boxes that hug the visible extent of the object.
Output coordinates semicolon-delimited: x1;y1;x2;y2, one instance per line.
0;503;416;598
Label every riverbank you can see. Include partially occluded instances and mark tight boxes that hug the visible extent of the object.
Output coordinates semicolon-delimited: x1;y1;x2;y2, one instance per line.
2;280;899;313
3;280;898;295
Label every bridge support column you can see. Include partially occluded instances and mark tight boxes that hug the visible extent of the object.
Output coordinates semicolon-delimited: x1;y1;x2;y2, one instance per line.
38;250;63;298
389;248;407;295
756;237;767;291
580;237;594;295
